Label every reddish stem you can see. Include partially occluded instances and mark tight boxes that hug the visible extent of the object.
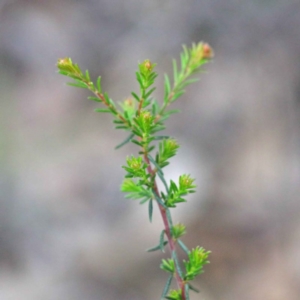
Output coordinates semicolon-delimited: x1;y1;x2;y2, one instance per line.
143;153;186;300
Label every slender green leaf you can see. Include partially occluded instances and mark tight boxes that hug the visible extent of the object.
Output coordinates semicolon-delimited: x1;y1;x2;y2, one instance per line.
145;87;156;99
104;93;116;108
153;136;169;141
178;239;190;256
139;197;149;204
151;100;159;115
73;63;82;74
139;72;146;80
150;125;166;134
123;110;129;119
172;250;183;279
188;284;200;293
158;115;171;122
67;81;88;89
88;96;101;102
157;172;169;194
131;139;143;147
148;199;153;222
183;45;189;61
124;174;133;179
159;230;166;252
153;190;167;208
136;72;143;87
170;180;178;192
131;92;140;102
180;78;199;88
164;74;171;103
94;108;111;113
96;76;102;92
149;73;158;81
171;91;185;102
115;133;135;149
85;70;90;81
58;70;70;76
148;145;155;153
185;284;190;300
68;74;84;80
146;241;168;252
159;161;170;168
165;208;173;227
148;155;163;175
132;129;143;137
163;109;180;116
113;119;124;124
161;275;173;300
109;99;116;109
142;98;152;107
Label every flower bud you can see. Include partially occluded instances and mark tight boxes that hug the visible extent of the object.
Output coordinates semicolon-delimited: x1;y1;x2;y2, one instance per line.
179;174;195;190
166;139;179;152
139;59;156;75
57;57;71;67
202;43;214;59
144;60;152;70
57;57;76;73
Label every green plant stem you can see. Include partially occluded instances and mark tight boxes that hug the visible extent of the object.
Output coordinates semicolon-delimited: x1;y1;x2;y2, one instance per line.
83;78;130;127
57;42;214;300
143;152;186;300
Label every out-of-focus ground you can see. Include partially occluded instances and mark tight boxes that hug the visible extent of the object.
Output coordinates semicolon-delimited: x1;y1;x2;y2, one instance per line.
1;0;300;299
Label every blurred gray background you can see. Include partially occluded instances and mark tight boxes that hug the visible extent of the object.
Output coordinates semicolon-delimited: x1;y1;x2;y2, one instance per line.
1;0;300;299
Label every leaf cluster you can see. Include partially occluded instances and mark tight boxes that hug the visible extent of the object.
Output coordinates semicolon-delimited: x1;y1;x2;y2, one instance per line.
183;247;211;281
161;174;196;208
159;42;214;123
165;289;183;300
156;139;179;168
160;247;210;283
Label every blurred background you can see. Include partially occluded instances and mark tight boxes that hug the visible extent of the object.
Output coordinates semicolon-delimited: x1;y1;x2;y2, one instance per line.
1;0;300;299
